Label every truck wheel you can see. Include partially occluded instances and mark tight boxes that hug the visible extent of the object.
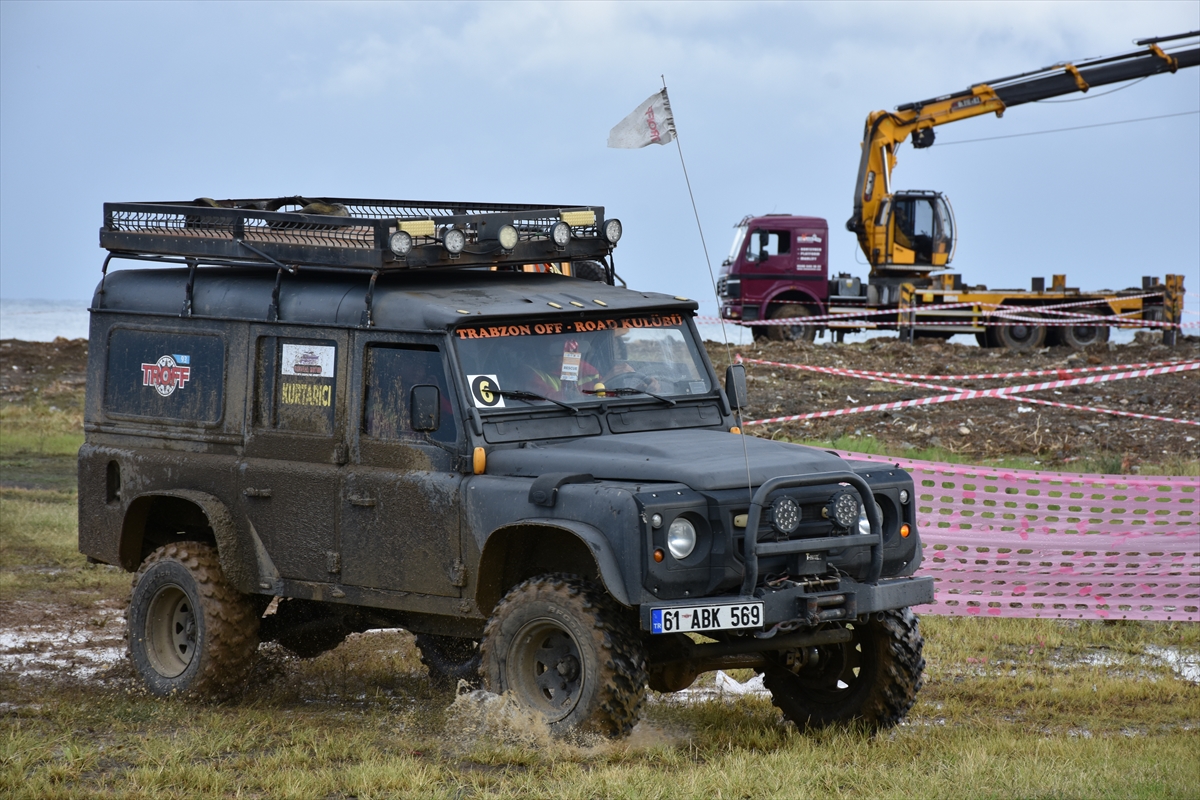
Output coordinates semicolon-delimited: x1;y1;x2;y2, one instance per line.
761;608;924;730
993;312;1046;352
414;634;481;690
1057;322;1110;349
127;542;259;699
766;304;817;343
480;574;647;737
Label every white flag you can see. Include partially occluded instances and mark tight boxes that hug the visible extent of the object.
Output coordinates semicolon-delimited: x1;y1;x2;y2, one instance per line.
607;89;675;149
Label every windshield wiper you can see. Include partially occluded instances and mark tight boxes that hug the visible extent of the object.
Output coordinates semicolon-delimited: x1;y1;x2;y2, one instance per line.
581;387;677;406
496;389;580;415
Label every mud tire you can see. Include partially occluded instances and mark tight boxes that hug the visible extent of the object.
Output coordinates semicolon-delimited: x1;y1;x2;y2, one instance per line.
766;304;817;343
761;608;924;730
127;542;260;700
480;574;647;738
571;260;608;283
414;634;481;690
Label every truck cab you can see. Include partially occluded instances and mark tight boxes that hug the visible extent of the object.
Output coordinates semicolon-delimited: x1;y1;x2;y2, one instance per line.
717;215;830;341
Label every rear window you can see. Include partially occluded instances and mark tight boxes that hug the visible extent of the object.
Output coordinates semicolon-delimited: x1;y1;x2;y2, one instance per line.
104;329;225;423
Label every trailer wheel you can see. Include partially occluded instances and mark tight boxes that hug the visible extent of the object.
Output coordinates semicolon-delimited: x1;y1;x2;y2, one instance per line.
993;311;1046;352
127;542;259;700
761;608;925;730
766;304;817;343
480;574;647;737
1057;322;1110;349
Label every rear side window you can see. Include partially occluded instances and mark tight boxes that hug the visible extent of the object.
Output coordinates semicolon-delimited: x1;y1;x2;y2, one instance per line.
254;337;338;436
104;329;225;423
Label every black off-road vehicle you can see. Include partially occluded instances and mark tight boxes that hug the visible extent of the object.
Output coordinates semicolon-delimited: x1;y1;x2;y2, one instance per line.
79;197;933;736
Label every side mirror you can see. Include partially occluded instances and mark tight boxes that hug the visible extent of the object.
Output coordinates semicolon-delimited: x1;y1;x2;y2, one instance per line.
725;364;748;411
411;385;441;431
757;231;770;262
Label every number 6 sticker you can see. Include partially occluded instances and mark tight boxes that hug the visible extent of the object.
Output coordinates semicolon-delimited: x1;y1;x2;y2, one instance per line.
468;374;504;408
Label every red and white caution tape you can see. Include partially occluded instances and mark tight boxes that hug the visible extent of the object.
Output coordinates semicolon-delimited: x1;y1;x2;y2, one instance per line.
742;361;1200;426
738;355;1195;382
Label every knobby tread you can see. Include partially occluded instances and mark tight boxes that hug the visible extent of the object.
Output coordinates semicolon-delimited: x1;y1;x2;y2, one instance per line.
763;607;925;731
480;573;648;737
127;542;260;700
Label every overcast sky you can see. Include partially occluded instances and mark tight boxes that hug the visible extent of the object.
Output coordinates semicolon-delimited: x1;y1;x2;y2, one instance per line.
2;1;1197;312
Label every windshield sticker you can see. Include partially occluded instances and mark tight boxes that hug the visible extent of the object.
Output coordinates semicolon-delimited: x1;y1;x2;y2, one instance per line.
456;313;685;340
468;374;505;408
560;341;582;382
281;344;335;377
141;354;192;397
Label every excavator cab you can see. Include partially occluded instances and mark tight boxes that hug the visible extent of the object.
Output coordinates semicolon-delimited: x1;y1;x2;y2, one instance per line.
880;190;955;269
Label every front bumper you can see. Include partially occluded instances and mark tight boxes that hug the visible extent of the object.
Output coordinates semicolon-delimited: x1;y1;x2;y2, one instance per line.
638;574;935;632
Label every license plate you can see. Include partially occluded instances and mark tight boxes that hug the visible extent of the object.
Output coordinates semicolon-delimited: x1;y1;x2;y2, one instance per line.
651;602;764;634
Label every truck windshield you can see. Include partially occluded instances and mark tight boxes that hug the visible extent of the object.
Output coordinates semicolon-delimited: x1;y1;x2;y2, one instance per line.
454;313;712;410
726;225;748;264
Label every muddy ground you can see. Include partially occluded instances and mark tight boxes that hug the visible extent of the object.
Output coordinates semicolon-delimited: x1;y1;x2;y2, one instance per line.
705;334;1200;468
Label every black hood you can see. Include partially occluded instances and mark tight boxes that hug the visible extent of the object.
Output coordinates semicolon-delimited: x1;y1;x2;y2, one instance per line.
486;430;851;491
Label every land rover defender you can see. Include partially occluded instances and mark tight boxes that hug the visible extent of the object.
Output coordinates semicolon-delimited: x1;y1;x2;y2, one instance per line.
79;197;933;736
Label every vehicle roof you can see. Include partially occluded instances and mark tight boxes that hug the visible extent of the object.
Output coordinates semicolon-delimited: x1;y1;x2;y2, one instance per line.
92;268;699;332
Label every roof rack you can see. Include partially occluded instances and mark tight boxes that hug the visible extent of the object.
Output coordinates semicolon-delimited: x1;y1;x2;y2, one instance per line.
100;197;621;273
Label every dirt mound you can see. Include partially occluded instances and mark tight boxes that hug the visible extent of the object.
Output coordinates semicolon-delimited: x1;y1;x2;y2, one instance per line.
706;335;1199;468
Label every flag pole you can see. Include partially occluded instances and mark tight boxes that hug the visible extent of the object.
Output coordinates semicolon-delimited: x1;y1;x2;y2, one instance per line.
660;77;755;492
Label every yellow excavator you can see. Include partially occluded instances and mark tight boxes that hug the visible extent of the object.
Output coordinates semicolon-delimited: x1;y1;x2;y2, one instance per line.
847;31;1199;277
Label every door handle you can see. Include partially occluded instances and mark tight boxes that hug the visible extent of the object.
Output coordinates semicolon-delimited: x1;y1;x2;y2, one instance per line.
347;495;377;507
243;488;272;498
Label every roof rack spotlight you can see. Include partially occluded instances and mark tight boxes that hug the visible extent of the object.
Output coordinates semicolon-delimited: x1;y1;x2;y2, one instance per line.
561;209;596;227
498;224;519;251
443;227;466;256
550;221;571;250
389;230;413;256
603;218;622;244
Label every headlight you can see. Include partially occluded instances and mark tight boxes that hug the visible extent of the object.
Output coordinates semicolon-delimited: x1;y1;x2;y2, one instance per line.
667;518;696;560
443;228;466;255
857;504;871;536
826;491;859;530
389;230;413;256
772;496;800;535
551;221;571;248
497;224;518;250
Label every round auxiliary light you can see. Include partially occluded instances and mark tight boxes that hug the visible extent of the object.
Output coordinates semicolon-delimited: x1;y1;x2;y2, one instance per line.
650;513;663;529
666;517;697;560
827;491;860;531
389;230;413;256
550;221;571;248
899;489;910;505
857;504;872;536
772;496;801;535
443;228;466;255
498;224;519;250
603;218;622;244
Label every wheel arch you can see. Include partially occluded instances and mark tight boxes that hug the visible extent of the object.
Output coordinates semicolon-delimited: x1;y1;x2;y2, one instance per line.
120;490;258;591
764;287;823;314
475;520;631;614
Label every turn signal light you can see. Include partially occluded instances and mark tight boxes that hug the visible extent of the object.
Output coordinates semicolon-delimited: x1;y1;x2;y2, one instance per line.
473;446;486;475
900;523;911;538
730;426;741;434
653;548;665;563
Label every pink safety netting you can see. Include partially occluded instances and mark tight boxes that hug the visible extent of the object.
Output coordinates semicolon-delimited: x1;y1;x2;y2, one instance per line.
832;451;1199;622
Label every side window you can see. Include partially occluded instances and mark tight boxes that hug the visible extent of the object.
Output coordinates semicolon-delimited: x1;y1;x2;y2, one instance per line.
254;337;338;435
104;329;224;423
747;230;790;260
363;345;456;445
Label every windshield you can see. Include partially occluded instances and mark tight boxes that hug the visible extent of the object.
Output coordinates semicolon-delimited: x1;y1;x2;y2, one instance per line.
726;225;748;263
454;313;712;410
